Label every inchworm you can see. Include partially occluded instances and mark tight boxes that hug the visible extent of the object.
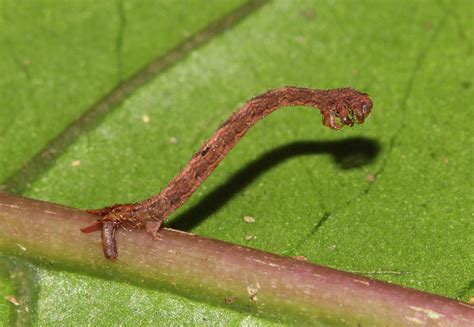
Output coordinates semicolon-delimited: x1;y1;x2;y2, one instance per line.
81;86;373;259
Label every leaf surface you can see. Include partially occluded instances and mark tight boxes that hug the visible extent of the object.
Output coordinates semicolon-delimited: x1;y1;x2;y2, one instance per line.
1;0;473;325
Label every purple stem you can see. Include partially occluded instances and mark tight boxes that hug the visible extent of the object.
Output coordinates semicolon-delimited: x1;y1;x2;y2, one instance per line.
0;193;472;325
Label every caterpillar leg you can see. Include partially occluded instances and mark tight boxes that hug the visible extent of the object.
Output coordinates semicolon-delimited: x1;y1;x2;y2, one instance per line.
145;220;163;240
81;219;119;260
101;221;119;260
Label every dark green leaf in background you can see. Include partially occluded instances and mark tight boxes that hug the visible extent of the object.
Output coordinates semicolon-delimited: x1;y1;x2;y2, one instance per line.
1;0;472;325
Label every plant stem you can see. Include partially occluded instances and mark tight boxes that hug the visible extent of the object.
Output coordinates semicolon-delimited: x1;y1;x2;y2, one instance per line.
0;193;472;325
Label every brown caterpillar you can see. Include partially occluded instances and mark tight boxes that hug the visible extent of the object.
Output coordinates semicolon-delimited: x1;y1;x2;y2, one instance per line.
81;86;373;259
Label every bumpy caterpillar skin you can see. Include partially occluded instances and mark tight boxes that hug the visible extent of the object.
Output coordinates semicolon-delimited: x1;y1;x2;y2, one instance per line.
81;86;373;260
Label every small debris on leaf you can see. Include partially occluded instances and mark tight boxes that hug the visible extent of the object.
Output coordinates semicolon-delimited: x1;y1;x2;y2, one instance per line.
294;255;308;261
247;283;260;303
5;295;20;306
16;243;27;251
71;160;81;167
243;216;255;224
169;137;178;144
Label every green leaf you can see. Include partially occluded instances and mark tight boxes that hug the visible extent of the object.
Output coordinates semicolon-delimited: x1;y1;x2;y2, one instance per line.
1;0;473;325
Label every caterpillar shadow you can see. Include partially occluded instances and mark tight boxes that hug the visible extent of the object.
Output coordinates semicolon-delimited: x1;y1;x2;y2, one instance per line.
169;137;381;231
